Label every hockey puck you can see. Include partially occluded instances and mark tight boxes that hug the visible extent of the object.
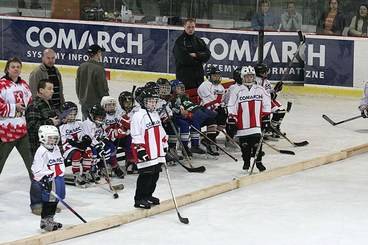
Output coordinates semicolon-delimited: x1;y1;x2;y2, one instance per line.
113;193;119;199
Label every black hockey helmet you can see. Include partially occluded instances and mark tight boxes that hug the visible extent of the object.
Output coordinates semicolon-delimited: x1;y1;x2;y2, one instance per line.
61;101;78;113
233;67;242;84
134;86;145;104
138;87;159;111
118;91;133;112
255;63;269;77
206;66;221;85
60;101;78;122
88;104;106;125
156;78;171;97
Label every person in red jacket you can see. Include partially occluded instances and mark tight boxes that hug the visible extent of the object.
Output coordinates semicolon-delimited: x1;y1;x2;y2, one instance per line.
0;57;33;178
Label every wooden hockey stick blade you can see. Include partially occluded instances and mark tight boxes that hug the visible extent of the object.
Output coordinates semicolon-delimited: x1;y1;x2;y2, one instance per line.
322;114;336;126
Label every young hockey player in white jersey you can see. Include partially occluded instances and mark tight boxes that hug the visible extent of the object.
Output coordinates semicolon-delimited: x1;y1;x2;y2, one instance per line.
59;101;95;187
131;88;168;209
31;125;65;231
82;104;124;178
198;66;227;151
359;82;368;118
227;66;271;172
254;63;285;138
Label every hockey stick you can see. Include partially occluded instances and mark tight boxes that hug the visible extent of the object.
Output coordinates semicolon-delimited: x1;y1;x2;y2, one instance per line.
190;125;238;162
218;129;295;155
322;114;362;126
249;133;265;175
166;152;206;173
163;162;189;224
270;125;309;147
41;183;87;223
164;108;195;167
101;154;120;199
262;141;295;155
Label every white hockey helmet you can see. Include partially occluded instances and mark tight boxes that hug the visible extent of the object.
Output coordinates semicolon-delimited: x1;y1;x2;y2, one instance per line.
38;125;59;150
240;66;256;85
101;96;117;114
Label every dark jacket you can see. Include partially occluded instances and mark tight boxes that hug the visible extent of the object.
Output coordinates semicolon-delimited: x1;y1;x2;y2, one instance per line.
25;96;57;155
76;59;109;109
317;11;346;35
173;32;211;90
29;63;64;106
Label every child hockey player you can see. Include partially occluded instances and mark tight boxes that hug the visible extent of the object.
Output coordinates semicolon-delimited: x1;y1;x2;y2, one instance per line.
254;63;285;139
101;95;132;176
59;101;96;187
227;66;271;172
198;66;227;153
170;79;218;156
32;125;65;231
131;88;168;209
82;104;124;178
118;91;138;174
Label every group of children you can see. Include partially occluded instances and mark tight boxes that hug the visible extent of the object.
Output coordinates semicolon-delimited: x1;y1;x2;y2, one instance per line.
32;62;286;231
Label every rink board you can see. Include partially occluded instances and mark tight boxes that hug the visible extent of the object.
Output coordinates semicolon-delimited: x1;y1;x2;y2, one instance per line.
8;143;368;245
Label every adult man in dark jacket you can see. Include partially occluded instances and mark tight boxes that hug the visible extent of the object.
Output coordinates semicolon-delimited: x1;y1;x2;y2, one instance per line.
173;18;211;90
76;44;109;119
29;49;65;111
25;78;60;215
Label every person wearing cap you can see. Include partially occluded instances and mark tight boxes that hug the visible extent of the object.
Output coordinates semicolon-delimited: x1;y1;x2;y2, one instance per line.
76;44;109;120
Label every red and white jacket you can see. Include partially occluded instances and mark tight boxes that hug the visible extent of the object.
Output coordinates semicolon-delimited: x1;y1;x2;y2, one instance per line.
197;80;225;110
0;76;32;142
227;84;271;137
255;76;282;112
103;107;130;141
131;108;168;169
31;145;65;181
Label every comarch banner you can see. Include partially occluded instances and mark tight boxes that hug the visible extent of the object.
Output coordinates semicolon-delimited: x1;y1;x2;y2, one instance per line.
0;17;354;86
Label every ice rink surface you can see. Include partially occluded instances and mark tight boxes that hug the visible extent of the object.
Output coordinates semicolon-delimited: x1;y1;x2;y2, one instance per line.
1;74;368;244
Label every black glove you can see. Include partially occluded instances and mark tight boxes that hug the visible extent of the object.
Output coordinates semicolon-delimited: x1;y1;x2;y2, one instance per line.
40;175;53;192
361;109;368;118
226;117;238;137
67;139;86;150
274;81;283;93
137;146;150;162
81;135;92;149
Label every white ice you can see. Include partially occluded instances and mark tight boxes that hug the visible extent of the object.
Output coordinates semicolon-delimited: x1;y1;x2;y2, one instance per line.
0;74;367;244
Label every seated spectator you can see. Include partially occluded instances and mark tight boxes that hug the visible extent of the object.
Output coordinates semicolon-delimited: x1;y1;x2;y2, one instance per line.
316;0;346;35
251;0;280;31
348;3;368;37
280;1;302;31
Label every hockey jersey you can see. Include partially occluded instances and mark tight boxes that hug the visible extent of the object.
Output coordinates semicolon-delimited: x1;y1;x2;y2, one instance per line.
59;121;85;156
131;108;168;169
255;76;282;112
156;98;172;122
82;118;106;146
0;76;32;142
197;80;225;109
223;83;241;106
31;145;65;181
103;107;130;141
227;84;271;136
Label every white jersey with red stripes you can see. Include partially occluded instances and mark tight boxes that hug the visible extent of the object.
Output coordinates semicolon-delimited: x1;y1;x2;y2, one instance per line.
59;121;85;156
103;107;130;141
31;144;65;181
227;84;271;137
0;76;32;142
82;118;105;146
197;80;225;109
131;108;168;169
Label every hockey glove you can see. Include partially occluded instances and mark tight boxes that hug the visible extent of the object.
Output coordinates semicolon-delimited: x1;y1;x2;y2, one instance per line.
136;146;150;162
81;135;92;149
40;175;53;192
274;81;283;93
226;116;238;137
